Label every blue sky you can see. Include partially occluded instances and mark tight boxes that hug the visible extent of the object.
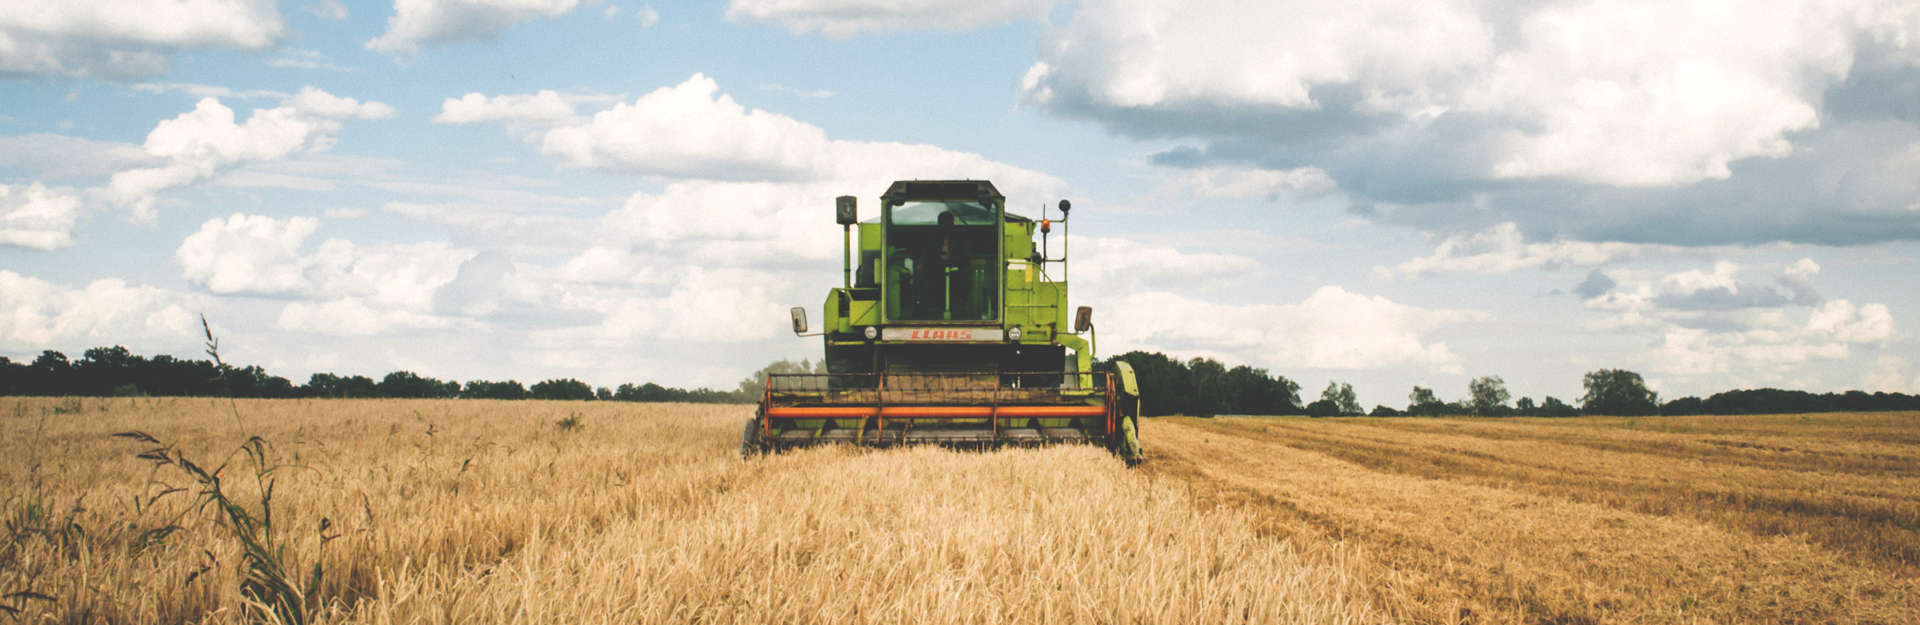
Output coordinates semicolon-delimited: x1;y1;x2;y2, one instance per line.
4;0;1919;407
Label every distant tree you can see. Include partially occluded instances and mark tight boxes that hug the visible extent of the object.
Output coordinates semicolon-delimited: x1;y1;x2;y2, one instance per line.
1514;397;1537;416
308;373;377;398
596;387;613;401
1108;351;1197;417
1188;358;1230;416
1539;396;1579;417
1221;365;1304;415
378;371;449;398
1662;396;1705;416
1469;375;1512;416
530;378;595;401
1369;405;1404;417
1580;369;1659;415
1309;382;1361;417
462;380;527;400
1407;386;1444;416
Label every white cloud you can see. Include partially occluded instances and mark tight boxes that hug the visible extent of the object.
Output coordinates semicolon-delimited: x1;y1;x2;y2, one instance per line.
1024;0;1920;187
1104;285;1481;372
1070;235;1262;296
105;88;395;220
369;0;583;55
1586;260;1899;380
1168;166;1336;202
0;0;285;79
491;74;1068;193
540;74;834;180
0;270;201;352
1649;300;1896;376
176;213;322;294
1377;222;1692;278
726;0;1052;38
176;213;476;336
0;183;86;251
637;3;660;28
435;90;578;126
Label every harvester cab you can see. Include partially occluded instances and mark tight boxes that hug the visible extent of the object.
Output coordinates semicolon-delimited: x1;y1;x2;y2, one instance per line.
743;180;1143;464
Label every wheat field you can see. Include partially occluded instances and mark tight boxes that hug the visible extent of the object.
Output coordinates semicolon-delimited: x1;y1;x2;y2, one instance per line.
1;398;1383;624
1144;414;1920;624
4;400;1917;624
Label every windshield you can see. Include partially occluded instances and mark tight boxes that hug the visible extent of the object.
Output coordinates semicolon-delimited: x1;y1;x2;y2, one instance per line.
885;200;999;321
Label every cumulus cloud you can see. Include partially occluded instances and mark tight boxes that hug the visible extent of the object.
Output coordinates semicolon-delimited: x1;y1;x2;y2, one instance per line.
726;0;1053;38
540;74;833;180
1024;0;1920;246
1104;286;1481;372
1648;300;1895;376
176;213;475;336
0;270;201;352
0;0;285;79
369;0;582;55
105;88;395;220
1584;259;1897;380
0;183;86;251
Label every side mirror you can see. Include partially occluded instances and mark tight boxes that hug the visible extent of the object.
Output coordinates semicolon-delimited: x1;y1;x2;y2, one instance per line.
1074;306;1093;333
835;195;857;225
1058;199;1071;216
790;307;808;335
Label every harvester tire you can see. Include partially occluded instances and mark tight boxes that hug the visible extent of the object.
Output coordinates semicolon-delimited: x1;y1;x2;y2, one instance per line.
1119;414;1143;467
740;416;763;458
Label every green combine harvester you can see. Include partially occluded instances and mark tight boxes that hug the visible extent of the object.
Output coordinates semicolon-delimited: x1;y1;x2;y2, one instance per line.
742;180;1143;464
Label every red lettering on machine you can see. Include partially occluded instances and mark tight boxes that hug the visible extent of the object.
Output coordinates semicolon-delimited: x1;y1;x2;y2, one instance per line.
881;328;1006;341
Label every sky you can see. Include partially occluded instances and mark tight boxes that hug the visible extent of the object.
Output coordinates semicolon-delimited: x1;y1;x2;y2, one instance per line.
3;0;1919;408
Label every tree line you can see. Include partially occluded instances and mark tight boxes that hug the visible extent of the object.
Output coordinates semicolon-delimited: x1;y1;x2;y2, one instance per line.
0;346;762;403
1099;351;1920;417
8;346;1918;417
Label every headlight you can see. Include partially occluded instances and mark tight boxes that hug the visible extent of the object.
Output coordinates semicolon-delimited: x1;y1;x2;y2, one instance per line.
1008;326;1022;341
863;326;878;340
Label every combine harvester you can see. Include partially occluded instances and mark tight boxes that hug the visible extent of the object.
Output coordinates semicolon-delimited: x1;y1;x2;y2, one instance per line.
743;180;1142;465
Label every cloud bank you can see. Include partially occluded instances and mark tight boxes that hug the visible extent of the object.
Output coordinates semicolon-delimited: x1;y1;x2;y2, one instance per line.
1023;0;1920;247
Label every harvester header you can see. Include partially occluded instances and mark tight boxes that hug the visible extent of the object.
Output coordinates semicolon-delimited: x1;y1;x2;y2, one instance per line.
743;179;1142;464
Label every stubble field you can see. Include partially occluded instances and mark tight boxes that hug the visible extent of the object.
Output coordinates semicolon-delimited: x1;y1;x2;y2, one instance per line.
1;398;1915;624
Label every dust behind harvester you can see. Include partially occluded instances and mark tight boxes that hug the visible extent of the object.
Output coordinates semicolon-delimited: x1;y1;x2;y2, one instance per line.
743;180;1143;464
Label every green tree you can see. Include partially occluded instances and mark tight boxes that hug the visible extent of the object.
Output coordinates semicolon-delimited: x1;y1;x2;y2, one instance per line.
1580;369;1659;415
1309;382;1361;416
1187;357;1230;416
530;378;596;401
1407;386;1444;416
379;371;448;398
1468;375;1511;416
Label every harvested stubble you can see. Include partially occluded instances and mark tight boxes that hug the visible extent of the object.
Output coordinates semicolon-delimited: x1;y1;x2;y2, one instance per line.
1;397;1386;624
1145;414;1920;625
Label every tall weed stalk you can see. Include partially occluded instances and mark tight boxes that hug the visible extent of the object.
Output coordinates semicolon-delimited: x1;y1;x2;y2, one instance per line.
112;315;332;624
